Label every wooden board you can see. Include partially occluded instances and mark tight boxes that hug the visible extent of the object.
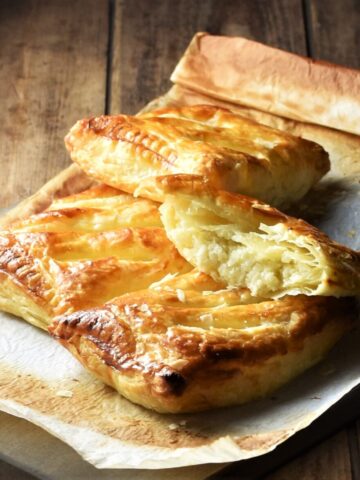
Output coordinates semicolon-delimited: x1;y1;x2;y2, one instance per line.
305;0;360;67
0;461;35;480
211;385;360;479
0;0;108;208
109;0;306;114
264;432;352;480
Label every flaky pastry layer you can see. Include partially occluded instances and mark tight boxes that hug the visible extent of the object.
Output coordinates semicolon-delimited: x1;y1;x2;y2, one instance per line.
0;184;190;329
50;270;355;413
65;105;329;208
136;175;360;298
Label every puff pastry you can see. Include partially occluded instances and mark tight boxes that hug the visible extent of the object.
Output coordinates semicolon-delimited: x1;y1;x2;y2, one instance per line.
137;175;360;298
65;105;330;207
0;184;190;330
50;270;355;413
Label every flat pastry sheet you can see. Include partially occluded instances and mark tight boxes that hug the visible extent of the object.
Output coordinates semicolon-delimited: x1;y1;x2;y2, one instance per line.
1;33;360;473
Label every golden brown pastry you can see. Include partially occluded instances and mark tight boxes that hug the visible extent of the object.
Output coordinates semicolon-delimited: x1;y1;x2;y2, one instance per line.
136;174;360;298
65;105;329;207
50;269;355;413
0;184;190;330
147;84;360;181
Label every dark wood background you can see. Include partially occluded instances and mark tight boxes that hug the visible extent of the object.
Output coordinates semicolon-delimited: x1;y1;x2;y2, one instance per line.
0;0;359;478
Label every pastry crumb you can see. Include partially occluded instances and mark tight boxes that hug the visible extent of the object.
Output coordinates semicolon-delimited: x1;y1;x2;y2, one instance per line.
176;289;186;302
139;303;152;316
199;313;213;322
320;367;336;376
56;390;73;398
168;423;179;430
150;273;178;289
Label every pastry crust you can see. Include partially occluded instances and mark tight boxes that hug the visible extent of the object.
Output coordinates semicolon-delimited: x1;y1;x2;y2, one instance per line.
136;174;360;298
50;270;355;413
65;105;329;208
0;184;190;329
171;33;360;136
146;84;360;180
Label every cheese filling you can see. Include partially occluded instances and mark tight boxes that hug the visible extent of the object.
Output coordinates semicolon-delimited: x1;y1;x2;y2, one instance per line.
161;197;325;298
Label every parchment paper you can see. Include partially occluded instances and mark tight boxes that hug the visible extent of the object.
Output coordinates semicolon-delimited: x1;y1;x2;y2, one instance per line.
1;33;360;472
0;412;224;480
0;303;359;470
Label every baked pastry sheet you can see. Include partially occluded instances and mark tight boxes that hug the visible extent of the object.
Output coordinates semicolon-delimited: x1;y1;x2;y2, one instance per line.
1;33;360;470
65;105;329;208
0;182;190;330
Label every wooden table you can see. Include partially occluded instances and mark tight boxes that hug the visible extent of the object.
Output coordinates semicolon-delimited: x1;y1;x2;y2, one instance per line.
0;1;359;478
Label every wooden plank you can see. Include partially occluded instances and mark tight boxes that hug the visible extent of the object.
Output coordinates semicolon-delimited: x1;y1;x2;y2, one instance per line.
210;385;360;479
109;0;306;114
305;0;360;67
0;0;108;208
302;2;360;479
264;431;352;480
0;460;36;480
348;422;360;479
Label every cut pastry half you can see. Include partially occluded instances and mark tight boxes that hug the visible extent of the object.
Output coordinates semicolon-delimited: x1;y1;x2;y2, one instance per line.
0;184;190;330
65;105;330;207
50;270;355;413
137;175;360;298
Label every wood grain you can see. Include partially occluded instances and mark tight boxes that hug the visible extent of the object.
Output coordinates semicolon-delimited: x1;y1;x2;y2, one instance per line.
0;0;108;208
0;461;36;480
109;0;306;114
305;0;360;67
264;431;352;480
348;423;360;480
